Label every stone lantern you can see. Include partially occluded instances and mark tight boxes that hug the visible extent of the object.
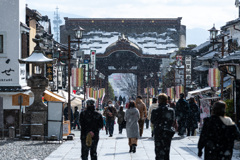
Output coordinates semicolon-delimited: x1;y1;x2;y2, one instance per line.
18;35;55;139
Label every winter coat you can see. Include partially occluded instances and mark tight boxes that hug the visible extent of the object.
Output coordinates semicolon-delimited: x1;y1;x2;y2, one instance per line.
74;110;80;121
176;98;190;121
148;103;158;120
80;106;103;140
117;110;125;124
186;102;200;129
151;103;175;141
125;108;140;138
103;106;117;121
64;107;74;122
136;100;147;120
198;115;240;160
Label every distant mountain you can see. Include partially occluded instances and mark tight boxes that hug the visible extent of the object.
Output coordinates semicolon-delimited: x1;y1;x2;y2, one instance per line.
186;28;209;46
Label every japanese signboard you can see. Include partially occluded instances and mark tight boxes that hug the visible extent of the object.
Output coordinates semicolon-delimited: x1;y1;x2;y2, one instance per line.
90;50;96;79
12;93;29;106
185;55;192;86
52;66;58;91
46;52;53;81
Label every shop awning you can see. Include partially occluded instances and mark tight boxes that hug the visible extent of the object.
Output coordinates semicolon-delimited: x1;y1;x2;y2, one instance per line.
193;65;209;72
57;90;83;108
43;90;66;102
187;87;212;99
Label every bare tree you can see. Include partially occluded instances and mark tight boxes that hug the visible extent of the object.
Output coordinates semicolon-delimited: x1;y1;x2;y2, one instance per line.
114;73;137;99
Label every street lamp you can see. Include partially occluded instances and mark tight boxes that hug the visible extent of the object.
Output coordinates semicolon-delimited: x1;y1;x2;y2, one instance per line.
209;24;219;42
208;25;229;100
67;26;84;121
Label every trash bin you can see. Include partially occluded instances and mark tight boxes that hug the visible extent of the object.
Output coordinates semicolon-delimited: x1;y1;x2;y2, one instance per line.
9;126;15;138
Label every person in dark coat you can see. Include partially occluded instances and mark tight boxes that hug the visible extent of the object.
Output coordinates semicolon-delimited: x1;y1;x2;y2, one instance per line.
80;98;103;160
117;106;125;134
175;93;190;136
151;93;175;160
186;97;200;136
73;106;80;130
198;100;240;160
125;100;140;153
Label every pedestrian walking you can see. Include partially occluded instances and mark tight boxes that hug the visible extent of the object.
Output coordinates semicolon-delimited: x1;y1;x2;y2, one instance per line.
117;106;125;134
103;100;117;137
125;100;140;153
103;107;108;135
63;104;74;129
151;93;175;160
148;97;158;137
135;96;147;137
168;96;176;110
115;101;120;111
73;106;80;130
186;97;200;136
198;100;240;160
102;115;108;134
79;98;103;160
175;93;190;136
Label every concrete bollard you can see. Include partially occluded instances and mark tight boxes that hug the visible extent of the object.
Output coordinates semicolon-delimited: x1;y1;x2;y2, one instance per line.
9;126;15;138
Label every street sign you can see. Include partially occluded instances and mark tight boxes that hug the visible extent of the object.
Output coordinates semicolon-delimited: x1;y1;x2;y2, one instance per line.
12;93;29;106
84;59;89;64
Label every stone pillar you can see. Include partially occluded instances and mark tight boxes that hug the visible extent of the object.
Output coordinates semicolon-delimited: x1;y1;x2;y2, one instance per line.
21;75;48;140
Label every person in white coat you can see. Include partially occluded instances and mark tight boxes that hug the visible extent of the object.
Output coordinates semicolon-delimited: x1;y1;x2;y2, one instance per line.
125;100;140;153
148;97;158;137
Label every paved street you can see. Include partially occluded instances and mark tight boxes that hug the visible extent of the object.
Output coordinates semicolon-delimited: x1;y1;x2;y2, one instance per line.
45;124;240;160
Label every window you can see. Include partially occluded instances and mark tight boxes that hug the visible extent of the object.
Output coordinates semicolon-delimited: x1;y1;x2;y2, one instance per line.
0;35;3;53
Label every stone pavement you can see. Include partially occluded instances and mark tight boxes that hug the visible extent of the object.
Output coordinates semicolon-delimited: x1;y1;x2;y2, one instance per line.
45;125;240;160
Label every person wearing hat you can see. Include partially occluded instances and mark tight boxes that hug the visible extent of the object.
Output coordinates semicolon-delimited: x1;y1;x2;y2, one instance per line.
80;98;103;160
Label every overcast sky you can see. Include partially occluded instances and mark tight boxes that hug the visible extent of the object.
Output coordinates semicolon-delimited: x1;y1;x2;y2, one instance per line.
26;0;238;30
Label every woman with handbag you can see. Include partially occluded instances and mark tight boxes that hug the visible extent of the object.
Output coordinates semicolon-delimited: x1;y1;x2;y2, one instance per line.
125;100;140;153
117;106;125;134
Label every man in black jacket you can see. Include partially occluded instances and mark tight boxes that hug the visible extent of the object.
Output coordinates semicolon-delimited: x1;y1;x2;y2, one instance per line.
151;93;175;160
175;93;189;136
80;98;103;160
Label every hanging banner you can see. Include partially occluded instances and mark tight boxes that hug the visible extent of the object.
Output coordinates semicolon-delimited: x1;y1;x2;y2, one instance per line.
72;68;83;87
208;68;220;87
175;86;184;99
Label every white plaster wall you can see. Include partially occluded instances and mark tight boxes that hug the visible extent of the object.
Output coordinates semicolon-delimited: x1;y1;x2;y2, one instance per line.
0;0;27;87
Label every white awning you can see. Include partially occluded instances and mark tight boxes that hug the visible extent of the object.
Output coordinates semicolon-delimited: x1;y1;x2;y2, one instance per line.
187;87;212;99
44;90;66;102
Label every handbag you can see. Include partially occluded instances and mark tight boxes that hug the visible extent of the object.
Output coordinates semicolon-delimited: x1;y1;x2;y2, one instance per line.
122;120;126;128
164;127;175;138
